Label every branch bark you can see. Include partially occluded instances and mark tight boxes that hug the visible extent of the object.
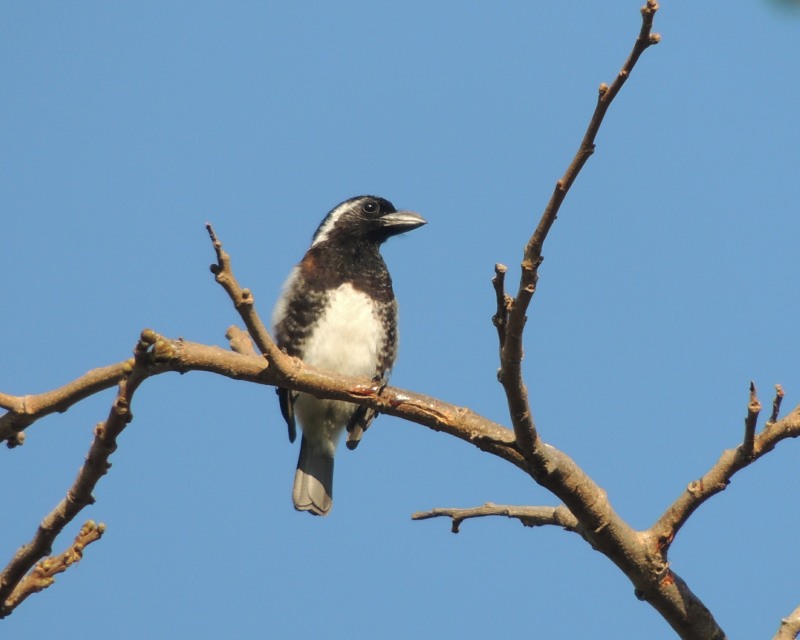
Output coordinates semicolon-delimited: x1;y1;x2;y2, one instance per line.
2;521;104;615
497;0;661;461
0;321;532;614
482;4;729;639
652;401;800;550
412;502;579;534
0;333;155;616
0;362;129;446
774;604;800;640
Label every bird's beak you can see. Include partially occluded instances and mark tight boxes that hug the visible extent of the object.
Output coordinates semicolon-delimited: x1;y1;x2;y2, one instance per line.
379;210;427;235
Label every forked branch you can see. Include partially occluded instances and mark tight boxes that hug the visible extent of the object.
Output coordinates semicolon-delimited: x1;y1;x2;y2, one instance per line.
2;521;105;615
498;0;660;458
652;398;800;550
0;334;155;617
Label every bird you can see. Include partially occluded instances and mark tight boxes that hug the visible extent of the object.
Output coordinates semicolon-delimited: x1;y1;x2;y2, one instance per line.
272;195;426;516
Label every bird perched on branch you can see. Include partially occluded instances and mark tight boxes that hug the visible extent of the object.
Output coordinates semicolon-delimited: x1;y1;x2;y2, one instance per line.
272;195;426;516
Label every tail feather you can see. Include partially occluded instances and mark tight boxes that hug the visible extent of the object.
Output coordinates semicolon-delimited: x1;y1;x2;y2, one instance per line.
293;436;334;516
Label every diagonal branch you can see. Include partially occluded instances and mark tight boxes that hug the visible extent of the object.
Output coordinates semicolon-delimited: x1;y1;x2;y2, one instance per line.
481;5;730;639
499;0;660;457
206;223;285;366
774;603;800;640
651;401;800;550
0;332;156;616
486;0;662;598
412;502;579;534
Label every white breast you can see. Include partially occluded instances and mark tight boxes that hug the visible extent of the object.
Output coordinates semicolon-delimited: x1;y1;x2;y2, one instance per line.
302;283;384;378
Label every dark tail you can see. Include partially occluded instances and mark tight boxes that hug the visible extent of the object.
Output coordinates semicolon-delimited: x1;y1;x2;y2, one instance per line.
293;436;334;516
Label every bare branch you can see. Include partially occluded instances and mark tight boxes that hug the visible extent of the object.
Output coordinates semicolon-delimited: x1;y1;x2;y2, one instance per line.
0;362;129;445
498;0;660;458
491;263;511;351
742;381;762;457
477;5;729;637
2;521;105;616
768;384;785;426
774;604;800;640
652;403;800;550
0;332;156;615
206;223;284;365
412;502;579;534
0;333;521;472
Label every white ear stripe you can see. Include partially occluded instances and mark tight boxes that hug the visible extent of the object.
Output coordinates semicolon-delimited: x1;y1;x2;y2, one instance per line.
311;201;352;248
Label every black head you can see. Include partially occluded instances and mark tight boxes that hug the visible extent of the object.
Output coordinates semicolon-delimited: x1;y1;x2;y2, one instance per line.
311;195;426;248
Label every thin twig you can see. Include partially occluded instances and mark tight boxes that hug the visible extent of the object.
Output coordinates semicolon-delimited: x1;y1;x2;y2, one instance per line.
2;521;105;615
742;381;762;457
768;384;785;426
412;502;579;534
206;223;283;365
491;263;511;350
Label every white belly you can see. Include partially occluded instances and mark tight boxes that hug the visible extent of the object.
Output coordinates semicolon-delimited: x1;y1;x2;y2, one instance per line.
302;283;384;378
294;283;384;454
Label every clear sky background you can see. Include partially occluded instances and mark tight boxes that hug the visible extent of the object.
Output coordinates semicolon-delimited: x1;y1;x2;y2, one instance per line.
2;2;799;639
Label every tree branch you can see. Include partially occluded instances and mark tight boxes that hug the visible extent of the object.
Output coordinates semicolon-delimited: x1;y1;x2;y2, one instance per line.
774;604;800;640
479;5;728;638
742;381;762;457
207;223;285;366
0;362;129;446
491;263;511;351
412;502;579;534
2;521;105;616
0;327;528;615
498;0;660;459
651;402;800;550
0;332;155;616
768;384;785;426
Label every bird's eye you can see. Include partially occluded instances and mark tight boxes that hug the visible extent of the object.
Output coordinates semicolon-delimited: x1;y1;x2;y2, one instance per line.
362;201;379;214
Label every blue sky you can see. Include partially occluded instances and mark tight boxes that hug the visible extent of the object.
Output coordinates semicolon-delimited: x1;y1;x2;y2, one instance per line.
2;2;799;638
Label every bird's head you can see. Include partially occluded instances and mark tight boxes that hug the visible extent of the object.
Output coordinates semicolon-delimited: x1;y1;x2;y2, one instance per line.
311;195;426;248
